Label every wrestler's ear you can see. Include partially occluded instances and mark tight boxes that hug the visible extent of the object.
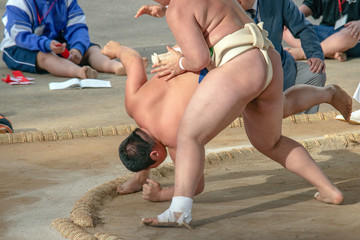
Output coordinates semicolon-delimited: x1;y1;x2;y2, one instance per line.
150;150;160;160
150;148;166;161
149;145;167;168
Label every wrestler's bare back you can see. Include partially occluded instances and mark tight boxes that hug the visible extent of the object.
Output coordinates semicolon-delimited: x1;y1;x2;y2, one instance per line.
129;72;199;154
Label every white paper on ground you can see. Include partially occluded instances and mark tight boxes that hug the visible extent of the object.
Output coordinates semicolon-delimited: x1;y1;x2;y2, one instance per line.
49;78;111;90
353;82;360;103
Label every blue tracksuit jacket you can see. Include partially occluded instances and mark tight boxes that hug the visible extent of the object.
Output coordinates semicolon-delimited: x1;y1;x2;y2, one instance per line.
1;0;90;55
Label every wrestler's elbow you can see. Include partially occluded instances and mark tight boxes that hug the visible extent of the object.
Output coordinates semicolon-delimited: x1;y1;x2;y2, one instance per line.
191;57;211;72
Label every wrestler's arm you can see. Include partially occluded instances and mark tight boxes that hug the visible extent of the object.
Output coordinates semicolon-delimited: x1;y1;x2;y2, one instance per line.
166;1;210;72
101;41;147;116
117;170;150;194
167;4;210;71
152;1;210;81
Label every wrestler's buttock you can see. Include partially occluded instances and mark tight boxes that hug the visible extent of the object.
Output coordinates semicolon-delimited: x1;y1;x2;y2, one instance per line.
211;22;274;90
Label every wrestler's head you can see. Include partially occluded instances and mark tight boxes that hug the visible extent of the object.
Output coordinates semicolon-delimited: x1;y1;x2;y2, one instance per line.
119;128;167;172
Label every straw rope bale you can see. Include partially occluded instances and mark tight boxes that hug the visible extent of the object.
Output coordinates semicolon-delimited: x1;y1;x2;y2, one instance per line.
94;233;124;240
70;177;130;227
51;218;97;240
0;124;137;145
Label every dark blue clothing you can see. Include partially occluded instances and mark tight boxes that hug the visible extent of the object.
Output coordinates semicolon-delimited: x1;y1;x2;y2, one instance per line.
303;0;360;26
198;68;208;83
257;0;324;90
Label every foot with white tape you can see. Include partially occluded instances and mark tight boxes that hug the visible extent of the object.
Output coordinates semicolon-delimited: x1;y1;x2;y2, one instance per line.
142;209;193;229
142;196;193;229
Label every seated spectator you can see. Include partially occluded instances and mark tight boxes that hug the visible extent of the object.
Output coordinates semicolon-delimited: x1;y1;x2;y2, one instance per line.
0;0;132;79
283;0;360;62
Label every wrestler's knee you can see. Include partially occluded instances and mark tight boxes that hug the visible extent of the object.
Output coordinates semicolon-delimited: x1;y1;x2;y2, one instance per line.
250;133;282;156
177;120;209;146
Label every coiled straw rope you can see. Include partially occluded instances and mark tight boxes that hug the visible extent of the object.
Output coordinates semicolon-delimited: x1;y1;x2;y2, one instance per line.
0;124;137;145
0;112;341;145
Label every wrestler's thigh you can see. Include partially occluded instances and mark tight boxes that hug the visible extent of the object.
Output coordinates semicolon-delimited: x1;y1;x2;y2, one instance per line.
243;49;284;152
178;49;268;144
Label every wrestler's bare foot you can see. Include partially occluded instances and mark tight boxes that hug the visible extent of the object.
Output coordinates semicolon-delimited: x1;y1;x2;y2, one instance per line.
334;52;347;62
327;84;352;121
80;66;98;79
314;185;343;205
284;47;306;60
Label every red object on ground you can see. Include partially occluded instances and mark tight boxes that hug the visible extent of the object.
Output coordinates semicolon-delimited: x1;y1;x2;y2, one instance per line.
1;71;34;85
1;74;11;84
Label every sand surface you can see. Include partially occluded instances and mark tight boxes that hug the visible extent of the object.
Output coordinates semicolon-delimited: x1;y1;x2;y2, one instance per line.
0;0;360;240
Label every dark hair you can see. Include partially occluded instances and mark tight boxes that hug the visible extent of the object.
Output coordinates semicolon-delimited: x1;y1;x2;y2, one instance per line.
119;128;156;172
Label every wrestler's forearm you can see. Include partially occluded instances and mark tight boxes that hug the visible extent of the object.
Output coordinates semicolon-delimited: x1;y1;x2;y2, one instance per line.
115;46;143;69
117;170;150;194
136;170;151;184
102;41;147;98
102;41;143;69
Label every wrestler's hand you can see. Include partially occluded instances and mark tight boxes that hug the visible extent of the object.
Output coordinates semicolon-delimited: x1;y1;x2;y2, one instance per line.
69;48;82;65
142;179;162;201
307;57;325;74
50;41;66;54
151;46;185;81
135;4;166;18
101;41;121;59
345;20;360;40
